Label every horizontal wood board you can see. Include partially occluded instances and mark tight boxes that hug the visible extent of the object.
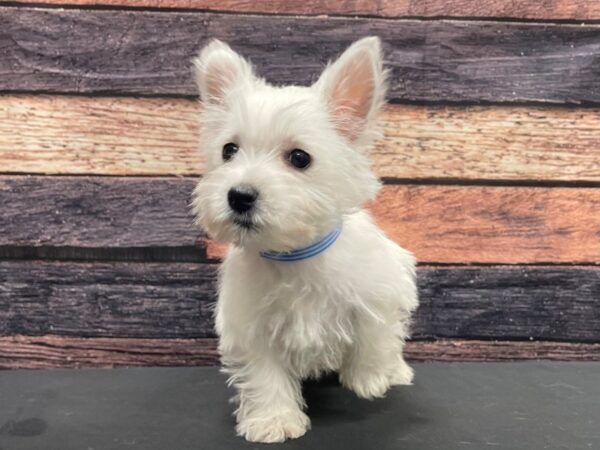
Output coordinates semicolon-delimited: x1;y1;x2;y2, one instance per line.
2;95;600;181
0;335;220;368
1;336;599;369
0;176;199;250
371;185;600;264
3;0;600;20
1;261;598;341
3;9;600;103
3;176;598;263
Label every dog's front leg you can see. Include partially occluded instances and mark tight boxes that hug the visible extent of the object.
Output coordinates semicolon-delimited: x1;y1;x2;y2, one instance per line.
230;354;310;443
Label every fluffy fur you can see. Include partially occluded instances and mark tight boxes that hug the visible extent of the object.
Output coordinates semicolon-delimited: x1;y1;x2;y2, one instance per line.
191;37;418;443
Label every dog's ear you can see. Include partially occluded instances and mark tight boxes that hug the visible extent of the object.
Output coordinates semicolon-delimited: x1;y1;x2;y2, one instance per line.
193;40;254;105
315;37;386;142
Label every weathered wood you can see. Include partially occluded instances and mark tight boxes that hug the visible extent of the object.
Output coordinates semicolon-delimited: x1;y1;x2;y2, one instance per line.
0;336;220;369
0;260;218;338
2;176;599;263
2;9;600;103
0;96;201;176
415;266;600;341
377;105;600;182
4;0;600;20
372;185;600;264
404;339;600;362
1;336;598;369
3;95;600;182
0;176;201;255
1;261;598;341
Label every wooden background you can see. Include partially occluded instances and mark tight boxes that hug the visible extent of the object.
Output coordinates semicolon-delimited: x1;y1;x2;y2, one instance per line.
0;1;599;369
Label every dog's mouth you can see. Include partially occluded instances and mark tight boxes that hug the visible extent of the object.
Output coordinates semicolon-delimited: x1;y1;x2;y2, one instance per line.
232;215;258;231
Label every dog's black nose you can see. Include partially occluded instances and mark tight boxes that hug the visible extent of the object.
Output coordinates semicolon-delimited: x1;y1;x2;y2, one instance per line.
228;185;259;214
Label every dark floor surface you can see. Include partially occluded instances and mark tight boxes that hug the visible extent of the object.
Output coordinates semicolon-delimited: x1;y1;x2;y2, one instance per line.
1;362;599;450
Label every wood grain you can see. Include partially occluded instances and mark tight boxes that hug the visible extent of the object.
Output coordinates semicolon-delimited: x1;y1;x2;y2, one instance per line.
3;95;600;182
0;335;220;369
372;185;600;264
404;339;600;362
0;176;201;258
3;0;600;20
0;96;201;176
1;261;598;341
3;9;600;103
1;336;598;369
2;176;599;263
0;261;218;338
416;266;600;341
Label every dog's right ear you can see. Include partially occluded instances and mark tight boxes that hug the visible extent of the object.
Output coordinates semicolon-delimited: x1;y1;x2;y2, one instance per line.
193;40;254;105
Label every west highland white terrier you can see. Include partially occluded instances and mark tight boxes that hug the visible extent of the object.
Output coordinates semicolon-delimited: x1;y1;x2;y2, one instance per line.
192;36;418;443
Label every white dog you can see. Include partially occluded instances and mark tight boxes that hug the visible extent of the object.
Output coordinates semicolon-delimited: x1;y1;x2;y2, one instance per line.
192;36;418;443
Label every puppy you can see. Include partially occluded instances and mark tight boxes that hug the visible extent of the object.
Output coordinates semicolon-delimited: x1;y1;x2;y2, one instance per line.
192;37;418;443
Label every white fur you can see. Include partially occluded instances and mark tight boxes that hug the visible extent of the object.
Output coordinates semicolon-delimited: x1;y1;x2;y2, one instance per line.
191;37;418;443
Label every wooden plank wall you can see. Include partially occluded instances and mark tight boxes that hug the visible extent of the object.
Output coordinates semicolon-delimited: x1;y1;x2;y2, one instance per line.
0;1;599;368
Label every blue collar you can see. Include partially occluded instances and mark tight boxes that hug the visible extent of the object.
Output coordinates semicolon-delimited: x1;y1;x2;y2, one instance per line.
260;222;343;262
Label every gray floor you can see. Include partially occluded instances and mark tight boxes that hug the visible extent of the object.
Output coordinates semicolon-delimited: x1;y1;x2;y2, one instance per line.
0;362;599;450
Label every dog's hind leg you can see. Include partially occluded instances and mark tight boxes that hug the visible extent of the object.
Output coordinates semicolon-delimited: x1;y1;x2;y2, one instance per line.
339;316;406;399
388;315;414;386
388;348;414;386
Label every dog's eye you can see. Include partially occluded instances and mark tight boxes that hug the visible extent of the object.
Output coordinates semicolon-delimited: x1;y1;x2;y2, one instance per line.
288;149;311;170
222;143;239;162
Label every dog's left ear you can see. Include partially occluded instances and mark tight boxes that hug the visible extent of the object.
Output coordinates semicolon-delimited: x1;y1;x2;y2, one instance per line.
314;36;386;142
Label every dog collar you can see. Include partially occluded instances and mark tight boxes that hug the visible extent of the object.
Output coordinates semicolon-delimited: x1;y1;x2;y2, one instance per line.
260;222;343;262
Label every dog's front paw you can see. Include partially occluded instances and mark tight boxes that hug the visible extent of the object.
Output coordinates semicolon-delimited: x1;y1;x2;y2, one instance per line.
340;367;390;400
236;409;310;443
389;358;414;386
